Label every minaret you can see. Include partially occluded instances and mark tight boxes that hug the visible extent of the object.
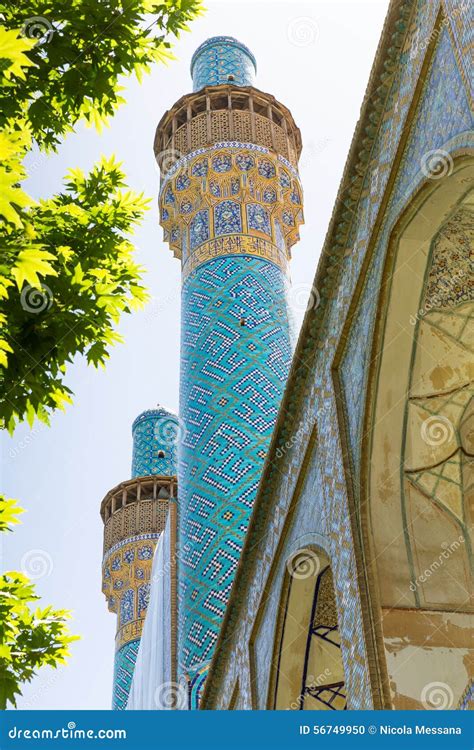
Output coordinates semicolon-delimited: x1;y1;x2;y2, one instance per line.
100;407;178;709
155;36;304;707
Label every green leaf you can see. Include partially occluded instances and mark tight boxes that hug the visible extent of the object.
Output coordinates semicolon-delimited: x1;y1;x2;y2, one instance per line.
0;166;33;228
0;27;36;81
0;0;202;431
11;248;58;290
0;496;24;532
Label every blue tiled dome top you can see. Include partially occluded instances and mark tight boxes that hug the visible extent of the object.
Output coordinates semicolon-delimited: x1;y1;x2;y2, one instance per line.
131;406;179;478
190;36;257;92
131;406;177;433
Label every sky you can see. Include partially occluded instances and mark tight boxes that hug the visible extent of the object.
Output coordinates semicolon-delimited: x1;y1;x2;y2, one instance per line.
2;0;390;710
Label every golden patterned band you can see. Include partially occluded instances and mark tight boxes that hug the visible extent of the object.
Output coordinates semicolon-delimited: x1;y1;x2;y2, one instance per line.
116;619;146;651
182;234;289;279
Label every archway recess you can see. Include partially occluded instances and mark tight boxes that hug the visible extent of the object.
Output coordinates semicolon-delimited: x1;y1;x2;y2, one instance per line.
367;158;473;709
270;548;347;710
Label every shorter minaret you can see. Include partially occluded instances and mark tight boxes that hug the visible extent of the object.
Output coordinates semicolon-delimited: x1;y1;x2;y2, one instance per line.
100;407;178;710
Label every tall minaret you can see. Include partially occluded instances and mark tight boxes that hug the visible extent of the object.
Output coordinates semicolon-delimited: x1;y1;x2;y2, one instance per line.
100;407;178;709
155;36;304;707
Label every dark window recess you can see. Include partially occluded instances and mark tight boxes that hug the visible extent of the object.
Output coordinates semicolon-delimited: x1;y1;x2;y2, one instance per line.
175;110;187;128
253;101;267;117
232;96;250;111
193;97;207;114
212;95;228;110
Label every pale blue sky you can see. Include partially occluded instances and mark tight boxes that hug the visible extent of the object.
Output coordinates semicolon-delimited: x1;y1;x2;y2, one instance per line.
2;0;389;709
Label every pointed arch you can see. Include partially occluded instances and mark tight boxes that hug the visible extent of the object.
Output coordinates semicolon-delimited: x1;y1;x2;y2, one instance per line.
269;547;346;710
364;157;474;708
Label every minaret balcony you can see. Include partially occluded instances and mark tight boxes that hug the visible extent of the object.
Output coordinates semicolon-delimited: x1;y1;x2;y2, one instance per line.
155;85;302;172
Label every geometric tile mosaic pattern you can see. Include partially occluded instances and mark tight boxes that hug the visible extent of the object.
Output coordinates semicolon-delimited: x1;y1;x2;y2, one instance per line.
159;145;303;276
156;36;303;707
199;2;474;711
191;36;256;92
329;18;473;707
178;255;294;684
106;407;178;709
131;407;179;478
340;25;473;485
112;640;140;711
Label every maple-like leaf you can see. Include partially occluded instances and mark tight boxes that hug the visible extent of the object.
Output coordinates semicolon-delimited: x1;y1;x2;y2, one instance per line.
0;167;33;228
0;27;36;81
11;248;58;290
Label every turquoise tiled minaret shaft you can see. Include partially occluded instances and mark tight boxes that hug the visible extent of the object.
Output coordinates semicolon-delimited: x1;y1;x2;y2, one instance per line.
131;407;179;478
101;407;178;710
156;37;304;707
191;36;256;91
